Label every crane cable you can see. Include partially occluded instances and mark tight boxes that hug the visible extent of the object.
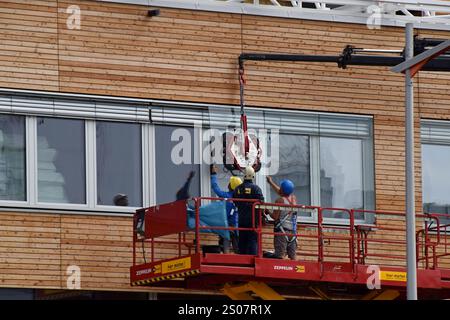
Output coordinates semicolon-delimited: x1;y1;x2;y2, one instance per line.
239;66;250;160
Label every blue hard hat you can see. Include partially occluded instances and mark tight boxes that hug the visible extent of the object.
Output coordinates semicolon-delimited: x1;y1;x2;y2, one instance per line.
280;179;295;196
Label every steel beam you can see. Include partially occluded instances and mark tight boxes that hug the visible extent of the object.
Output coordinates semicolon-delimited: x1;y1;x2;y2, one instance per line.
391;39;450;73
239;53;450;71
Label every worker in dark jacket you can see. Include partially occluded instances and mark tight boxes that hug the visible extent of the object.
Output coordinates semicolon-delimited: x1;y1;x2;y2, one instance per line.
233;166;264;255
210;165;242;253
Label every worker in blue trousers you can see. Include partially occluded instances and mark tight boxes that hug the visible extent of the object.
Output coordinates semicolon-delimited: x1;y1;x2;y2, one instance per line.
233;166;265;255
210;165;242;253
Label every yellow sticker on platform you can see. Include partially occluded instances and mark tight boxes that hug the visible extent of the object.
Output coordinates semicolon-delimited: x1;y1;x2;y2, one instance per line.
380;271;407;282
162;257;191;274
295;265;305;273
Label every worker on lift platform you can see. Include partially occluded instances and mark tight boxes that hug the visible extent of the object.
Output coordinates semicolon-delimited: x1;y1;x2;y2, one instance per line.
266;176;298;260
210;165;242;253
233;166;264;255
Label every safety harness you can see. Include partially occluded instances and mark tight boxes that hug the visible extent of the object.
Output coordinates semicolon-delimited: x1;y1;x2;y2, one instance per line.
274;196;298;243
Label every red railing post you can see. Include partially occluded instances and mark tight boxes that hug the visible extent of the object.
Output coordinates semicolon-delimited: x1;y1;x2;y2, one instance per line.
416;230;423;269
356;227;361;264
363;231;368;263
251;200;255;229
178;233;182;257
433;215;441;269
349;209;356;274
254;202;263;258
425;219;430;269
318;207;324;277
432;245;437;269
151;237;154;263
195;198;201;254
445;222;448;264
132;213;137;266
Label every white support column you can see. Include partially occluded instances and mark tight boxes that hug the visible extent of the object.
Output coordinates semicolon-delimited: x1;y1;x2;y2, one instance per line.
26;116;37;205
404;22;418;301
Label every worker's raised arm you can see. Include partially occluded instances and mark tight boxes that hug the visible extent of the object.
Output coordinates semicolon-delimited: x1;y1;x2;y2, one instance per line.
266;176;281;196
210;165;230;199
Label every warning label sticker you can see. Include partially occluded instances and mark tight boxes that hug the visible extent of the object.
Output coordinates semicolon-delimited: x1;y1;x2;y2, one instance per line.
295;265;306;273
162;257;191;274
380;271;407;282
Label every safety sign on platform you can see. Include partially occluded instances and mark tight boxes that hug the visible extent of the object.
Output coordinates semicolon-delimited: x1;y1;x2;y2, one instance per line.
380;271;407;282
295;265;306;273
162;257;192;274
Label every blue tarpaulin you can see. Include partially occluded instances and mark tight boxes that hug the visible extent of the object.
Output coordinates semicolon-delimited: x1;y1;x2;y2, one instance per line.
187;201;230;240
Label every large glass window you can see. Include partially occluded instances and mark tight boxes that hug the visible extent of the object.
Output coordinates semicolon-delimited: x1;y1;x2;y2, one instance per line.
0;95;375;219
421;120;450;226
0;115;26;201
320;137;364;219
206;117;373;223
267;133;310;205
422;144;450;215
155;125;200;204
96;121;142;207
37;117;86;204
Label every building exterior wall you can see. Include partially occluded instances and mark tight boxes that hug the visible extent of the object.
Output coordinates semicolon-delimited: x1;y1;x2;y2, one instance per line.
0;0;450;293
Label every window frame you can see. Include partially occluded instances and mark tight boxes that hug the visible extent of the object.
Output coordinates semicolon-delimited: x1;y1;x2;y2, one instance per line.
0;114;27;203
94;120;144;209
0;115;148;214
153;123;205;205
35;116;88;206
420;120;450;228
316;135;375;226
421;142;450;230
258;131;315;222
0;93;375;220
205;122;375;226
270;135;373;225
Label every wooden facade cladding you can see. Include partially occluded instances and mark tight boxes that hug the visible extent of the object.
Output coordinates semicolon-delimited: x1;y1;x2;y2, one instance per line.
0;1;59;91
0;0;449;292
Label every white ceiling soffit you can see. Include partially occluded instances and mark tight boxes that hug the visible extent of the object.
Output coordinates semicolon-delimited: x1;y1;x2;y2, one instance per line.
96;0;450;31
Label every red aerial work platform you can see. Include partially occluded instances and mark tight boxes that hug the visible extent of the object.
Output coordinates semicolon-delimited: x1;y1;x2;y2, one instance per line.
130;197;450;300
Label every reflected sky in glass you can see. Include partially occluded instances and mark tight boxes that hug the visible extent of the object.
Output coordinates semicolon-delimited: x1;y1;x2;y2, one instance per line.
38;117;85;204
155;125;200;204
422;144;450;213
267;133;310;206
320;137;363;211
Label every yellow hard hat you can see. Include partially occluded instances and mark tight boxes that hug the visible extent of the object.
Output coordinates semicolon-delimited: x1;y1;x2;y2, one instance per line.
229;176;243;190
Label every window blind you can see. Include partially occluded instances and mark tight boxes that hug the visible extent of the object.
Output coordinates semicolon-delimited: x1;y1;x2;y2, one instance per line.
0;93;150;123
421;120;450;144
0;91;371;135
151;103;372;137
